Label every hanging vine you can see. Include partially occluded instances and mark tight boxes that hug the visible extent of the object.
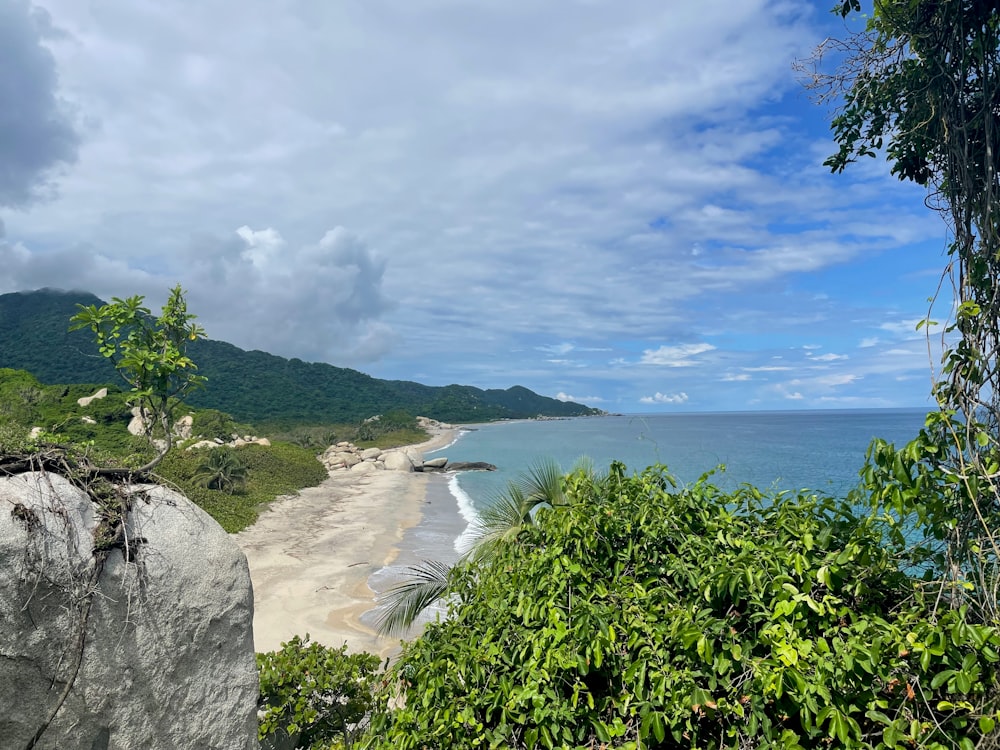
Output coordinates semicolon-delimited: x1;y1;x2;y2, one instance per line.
804;0;1000;620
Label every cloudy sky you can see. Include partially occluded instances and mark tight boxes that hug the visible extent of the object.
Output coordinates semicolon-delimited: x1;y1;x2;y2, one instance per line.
0;0;952;412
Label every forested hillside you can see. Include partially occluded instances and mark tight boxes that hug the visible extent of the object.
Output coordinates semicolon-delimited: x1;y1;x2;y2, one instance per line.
0;289;603;425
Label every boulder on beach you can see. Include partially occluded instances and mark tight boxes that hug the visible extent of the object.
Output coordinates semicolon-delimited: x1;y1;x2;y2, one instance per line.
423;457;448;469
382;451;415;472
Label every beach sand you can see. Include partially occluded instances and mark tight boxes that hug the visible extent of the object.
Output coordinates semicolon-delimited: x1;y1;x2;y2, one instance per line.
234;427;459;658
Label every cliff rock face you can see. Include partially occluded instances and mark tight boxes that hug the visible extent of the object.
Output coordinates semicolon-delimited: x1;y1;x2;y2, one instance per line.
0;472;258;750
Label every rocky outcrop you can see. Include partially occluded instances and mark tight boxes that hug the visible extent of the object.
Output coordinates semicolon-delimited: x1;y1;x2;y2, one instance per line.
77;387;108;407
174;414;194;440
185;435;271;451
381;451;415;472
319;442;495;474
0;472;258;749
442;461;497;472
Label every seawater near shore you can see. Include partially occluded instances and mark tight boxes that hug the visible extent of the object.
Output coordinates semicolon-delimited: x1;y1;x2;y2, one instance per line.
361;427;483;636
361;473;467;635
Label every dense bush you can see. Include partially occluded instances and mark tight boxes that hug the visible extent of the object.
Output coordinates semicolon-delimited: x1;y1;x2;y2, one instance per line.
192;408;249;441
258;636;381;750
366;464;1000;749
156;441;328;532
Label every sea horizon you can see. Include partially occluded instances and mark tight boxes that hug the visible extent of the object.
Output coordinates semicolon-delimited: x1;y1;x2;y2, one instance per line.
431;407;930;548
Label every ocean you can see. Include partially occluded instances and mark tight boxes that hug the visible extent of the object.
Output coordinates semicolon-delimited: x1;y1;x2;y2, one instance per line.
364;408;930;628
428;408;930;546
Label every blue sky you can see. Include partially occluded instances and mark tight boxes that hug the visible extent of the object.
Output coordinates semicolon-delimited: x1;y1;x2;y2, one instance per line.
0;0;954;413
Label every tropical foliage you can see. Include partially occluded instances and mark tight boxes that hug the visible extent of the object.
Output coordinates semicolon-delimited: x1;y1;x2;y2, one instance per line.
192;448;248;493
0;368;329;532
371;458;591;636
69;285;206;469
156;442;327;532
258;635;381;750
816;0;1000;623
366;464;1000;749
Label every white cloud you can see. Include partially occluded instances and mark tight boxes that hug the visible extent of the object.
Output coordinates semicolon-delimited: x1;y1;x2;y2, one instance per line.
0;0;948;409
0;225;395;366
721;373;751;381
809;352;848;362
785;392;804;400
742;365;793;372
538;343;575;356
815;373;860;387
859;337;880;348
640;391;689;405
640;343;715;366
879;319;940;338
555;392;604;404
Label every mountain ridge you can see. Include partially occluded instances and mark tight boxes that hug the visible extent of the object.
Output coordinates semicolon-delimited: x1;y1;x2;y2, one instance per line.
0;288;603;424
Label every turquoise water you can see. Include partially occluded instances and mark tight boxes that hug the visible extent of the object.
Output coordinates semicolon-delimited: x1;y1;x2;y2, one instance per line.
427;409;929;542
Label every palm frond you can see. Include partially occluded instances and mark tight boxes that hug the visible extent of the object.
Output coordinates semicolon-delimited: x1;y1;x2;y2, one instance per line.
372;559;454;636
466;486;534;564
516;458;567;508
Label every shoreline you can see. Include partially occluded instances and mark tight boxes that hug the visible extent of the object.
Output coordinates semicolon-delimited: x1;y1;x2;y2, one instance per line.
233;425;461;657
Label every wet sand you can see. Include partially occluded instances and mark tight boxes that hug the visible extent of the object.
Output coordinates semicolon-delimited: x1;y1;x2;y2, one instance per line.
234;428;460;657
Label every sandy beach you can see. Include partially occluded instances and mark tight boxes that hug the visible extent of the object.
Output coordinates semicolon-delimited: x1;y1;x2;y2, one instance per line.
234;427;460;657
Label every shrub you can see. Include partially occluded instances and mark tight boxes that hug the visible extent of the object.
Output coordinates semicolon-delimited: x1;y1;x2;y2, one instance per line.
258;635;381;749
367;464;1000;749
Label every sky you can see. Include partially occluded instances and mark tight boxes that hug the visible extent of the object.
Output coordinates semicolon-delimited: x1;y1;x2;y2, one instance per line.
0;0;955;413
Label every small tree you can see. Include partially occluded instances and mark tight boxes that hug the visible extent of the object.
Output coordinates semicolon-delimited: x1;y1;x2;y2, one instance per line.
69;285;205;471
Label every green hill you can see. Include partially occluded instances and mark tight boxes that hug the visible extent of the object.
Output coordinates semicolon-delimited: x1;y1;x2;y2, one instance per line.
0;288;603;425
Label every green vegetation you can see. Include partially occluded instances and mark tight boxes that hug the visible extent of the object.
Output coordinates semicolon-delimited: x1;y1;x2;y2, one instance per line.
374;458;578;636
366;464;1000;749
0;368;152;464
0;367;328;533
69;285;206;470
156;442;327;533
0;289;603;425
818;0;1000;624
258;636;380;750
192;448;248;493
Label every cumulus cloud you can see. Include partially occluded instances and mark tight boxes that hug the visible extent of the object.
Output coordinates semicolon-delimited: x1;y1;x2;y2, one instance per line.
640;391;689;405
183;226;393;363
0;225;395;366
640;343;715;366
808;352;848;362
0;1;947;408
0;0;78;206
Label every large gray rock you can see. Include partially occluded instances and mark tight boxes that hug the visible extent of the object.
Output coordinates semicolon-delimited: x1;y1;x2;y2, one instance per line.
0;472;258;749
381;451;414;472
